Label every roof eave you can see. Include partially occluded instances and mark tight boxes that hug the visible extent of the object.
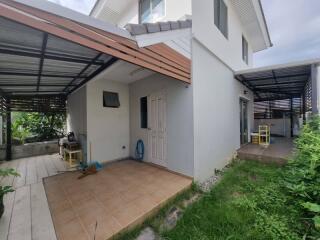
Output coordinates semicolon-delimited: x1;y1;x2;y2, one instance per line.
253;0;273;50
89;0;100;17
12;0;134;41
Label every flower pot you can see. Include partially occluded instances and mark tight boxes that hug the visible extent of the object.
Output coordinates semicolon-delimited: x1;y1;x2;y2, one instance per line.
0;195;4;219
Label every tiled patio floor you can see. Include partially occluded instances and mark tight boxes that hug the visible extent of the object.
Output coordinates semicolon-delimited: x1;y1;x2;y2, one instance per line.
237;137;294;165
44;160;192;240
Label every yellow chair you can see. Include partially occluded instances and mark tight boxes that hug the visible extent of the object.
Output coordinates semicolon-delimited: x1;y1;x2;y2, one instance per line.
258;125;270;146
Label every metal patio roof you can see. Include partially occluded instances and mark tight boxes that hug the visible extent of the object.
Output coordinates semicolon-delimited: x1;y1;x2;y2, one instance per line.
0;0;191;98
0;16;117;96
235;60;318;102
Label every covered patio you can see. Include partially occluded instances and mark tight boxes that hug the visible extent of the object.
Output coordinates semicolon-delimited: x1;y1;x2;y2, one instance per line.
0;1;192;240
0;154;191;240
0;0;190;160
235;60;318;163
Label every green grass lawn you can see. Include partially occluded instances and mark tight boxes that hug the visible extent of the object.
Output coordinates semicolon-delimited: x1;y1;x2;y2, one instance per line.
162;161;302;240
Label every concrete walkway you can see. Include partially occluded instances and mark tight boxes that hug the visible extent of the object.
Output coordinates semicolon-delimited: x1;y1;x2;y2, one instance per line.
0;154;66;240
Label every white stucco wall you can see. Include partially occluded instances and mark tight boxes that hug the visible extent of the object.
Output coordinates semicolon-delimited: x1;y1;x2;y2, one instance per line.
129;74;194;177
254;118;291;138
95;0;191;27
67;86;88;161
117;2;139;27
192;40;254;182
67;86;87;138
192;0;253;71
86;79;130;163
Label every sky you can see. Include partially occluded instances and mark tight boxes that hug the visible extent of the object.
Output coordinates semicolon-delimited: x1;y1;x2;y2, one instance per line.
254;0;320;67
47;0;320;68
48;0;96;15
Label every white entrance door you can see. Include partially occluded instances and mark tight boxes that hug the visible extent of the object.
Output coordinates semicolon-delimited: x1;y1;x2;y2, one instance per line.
148;91;167;167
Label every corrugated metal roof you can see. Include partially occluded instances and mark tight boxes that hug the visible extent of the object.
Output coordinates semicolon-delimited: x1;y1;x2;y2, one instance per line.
0;15;115;95
235;61;313;102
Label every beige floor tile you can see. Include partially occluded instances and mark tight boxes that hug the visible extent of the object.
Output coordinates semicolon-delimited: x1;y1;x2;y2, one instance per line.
111;202;144;227
52;208;77;227
132;194;158;214
86;216;121;240
45;160;192;240
57;218;88;240
100;193;127;214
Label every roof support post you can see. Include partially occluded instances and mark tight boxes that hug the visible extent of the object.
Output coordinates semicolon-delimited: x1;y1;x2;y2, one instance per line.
37;33;48;91
5;97;11;160
290;98;294;138
311;64;319;114
302;93;306;124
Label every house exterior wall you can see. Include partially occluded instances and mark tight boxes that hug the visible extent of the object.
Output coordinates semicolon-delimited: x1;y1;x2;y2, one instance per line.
192;40;254;182
67;86;87;138
67;86;88;161
192;0;254;71
93;0;191;27
129;74;194;177
86;79;130;163
117;1;139;27
254;118;291;138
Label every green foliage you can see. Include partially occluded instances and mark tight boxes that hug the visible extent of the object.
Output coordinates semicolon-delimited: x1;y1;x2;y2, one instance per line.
254;211;299;240
0;168;19;197
162;162;301;240
302;202;320;213
116;117;320;239
12;112;66;143
282;115;320;237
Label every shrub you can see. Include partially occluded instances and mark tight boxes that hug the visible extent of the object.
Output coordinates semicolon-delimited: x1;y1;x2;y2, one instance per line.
283;116;320;238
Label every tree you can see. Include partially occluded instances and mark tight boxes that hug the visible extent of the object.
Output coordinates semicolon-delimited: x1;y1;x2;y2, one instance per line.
12;112;66;143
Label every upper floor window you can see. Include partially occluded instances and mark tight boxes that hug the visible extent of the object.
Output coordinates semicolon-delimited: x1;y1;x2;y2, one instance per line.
139;0;165;23
242;35;249;64
214;0;228;38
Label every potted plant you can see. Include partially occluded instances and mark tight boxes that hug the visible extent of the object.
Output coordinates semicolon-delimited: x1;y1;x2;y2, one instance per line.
0;168;19;218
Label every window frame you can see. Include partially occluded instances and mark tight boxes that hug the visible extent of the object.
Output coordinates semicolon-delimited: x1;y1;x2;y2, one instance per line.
103;91;120;108
214;0;228;39
139;0;165;24
140;96;148;129
242;35;249;64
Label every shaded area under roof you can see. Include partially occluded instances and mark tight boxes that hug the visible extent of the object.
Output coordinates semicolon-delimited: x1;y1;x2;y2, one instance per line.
235;62;314;102
0;16;116;96
0;0;191;114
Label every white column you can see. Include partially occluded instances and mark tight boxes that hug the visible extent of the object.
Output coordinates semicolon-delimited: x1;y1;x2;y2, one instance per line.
311;64;320;114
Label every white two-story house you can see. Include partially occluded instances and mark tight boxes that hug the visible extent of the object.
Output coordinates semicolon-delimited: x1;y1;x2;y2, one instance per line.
90;0;192;27
2;0;319;184
77;0;271;181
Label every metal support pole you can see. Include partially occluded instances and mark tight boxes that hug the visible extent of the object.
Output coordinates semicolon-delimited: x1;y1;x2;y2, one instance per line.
6;98;11;160
302;93;306;124
290;98;294;137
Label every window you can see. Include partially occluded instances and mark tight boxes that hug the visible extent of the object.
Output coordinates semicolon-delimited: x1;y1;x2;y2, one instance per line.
242;35;249;64
103;91;120;108
214;0;228;38
139;0;165;23
140;97;148;128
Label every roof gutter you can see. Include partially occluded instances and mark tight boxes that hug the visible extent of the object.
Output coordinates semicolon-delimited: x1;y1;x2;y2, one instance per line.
89;0;100;17
258;0;273;47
